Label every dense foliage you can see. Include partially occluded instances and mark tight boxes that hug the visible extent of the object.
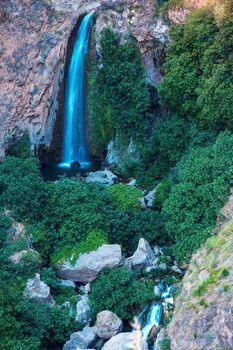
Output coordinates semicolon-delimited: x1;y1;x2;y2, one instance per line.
108;183;143;213
157;9;233;130
2;5;233;349
0;215;77;350
89;268;154;320
89;29;151;149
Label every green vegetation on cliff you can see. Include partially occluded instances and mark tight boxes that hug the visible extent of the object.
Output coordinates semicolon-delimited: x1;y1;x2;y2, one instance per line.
89;29;151;150
1;4;233;349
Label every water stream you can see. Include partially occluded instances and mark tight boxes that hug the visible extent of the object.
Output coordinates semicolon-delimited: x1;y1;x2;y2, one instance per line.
139;283;173;346
60;12;94;169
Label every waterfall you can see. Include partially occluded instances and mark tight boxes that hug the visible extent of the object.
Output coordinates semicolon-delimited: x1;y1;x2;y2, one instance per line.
60;12;94;168
140;283;173;343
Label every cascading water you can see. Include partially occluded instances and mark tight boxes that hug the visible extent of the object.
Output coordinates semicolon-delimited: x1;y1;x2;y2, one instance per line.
139;283;173;348
60;12;94;169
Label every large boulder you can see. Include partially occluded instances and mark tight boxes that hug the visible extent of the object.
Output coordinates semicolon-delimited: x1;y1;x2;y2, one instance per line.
23;273;55;305
102;332;148;350
57;244;122;283
76;295;91;325
125;238;155;268
86;169;118;186
95;310;123;339
63;326;96;350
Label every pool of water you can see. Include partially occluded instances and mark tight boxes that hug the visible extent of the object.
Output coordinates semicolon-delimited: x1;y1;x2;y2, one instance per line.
41;161;101;181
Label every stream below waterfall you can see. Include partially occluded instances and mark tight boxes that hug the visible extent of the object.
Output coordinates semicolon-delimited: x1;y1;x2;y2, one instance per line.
138;282;173;349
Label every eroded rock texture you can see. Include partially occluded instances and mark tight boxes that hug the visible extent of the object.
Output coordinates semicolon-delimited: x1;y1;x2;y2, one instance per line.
168;194;233;350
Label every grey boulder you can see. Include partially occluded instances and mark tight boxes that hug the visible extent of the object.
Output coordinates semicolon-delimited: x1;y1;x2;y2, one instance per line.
145;189;156;208
60;279;76;288
57;244;122;283
125;238;155;268
95;310;123;339
63;326;96;350
76;295;91;325
86;169;118;186
102;332;148;350
154;285;162;298
23;273;55;305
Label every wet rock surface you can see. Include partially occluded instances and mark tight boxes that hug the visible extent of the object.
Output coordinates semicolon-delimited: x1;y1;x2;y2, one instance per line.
76;295;91;325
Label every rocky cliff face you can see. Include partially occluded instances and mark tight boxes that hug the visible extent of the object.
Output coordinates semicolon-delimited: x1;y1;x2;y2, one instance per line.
168;192;233;350
0;0;168;160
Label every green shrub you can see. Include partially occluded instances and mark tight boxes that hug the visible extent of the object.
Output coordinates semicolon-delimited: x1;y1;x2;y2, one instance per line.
46;178;111;253
163;131;233;260
9;134;30;159
109;209;167;253
136;116;196;188
158;338;171;350
0;157;50;222
108;183;142;213
90;28;150;147
51;228;108;264
0;213;12;248
89;268;154;320
157;10;218;121
0;276;76;350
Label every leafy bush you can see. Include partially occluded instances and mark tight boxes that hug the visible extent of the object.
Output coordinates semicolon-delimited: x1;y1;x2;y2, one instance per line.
0;157;50;222
9;134;31;159
0;275;76;350
108;183;142;213
109;209;167;253
157;9;218;121
45;178;111;255
157;9;233;131
163;131;233;260
136;115;196;188
0;213;12;248
90;28;150;147
51;228;108;264
89;268;154;320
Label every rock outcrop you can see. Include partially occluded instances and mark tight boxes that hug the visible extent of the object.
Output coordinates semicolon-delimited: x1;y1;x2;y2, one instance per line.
23;273;55;305
0;0;169;159
168;194;233;350
56;244;122;283
86;169;118;186
126;238;155;268
95;310;123;339
63;326;97;350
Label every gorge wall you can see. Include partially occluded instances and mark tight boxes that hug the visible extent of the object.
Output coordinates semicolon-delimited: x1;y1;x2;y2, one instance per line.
168;193;233;350
0;0;169;161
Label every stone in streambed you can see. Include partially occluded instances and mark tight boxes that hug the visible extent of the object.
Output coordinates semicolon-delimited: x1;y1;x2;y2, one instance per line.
76;295;91;325
63;326;96;350
95;310;123;339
